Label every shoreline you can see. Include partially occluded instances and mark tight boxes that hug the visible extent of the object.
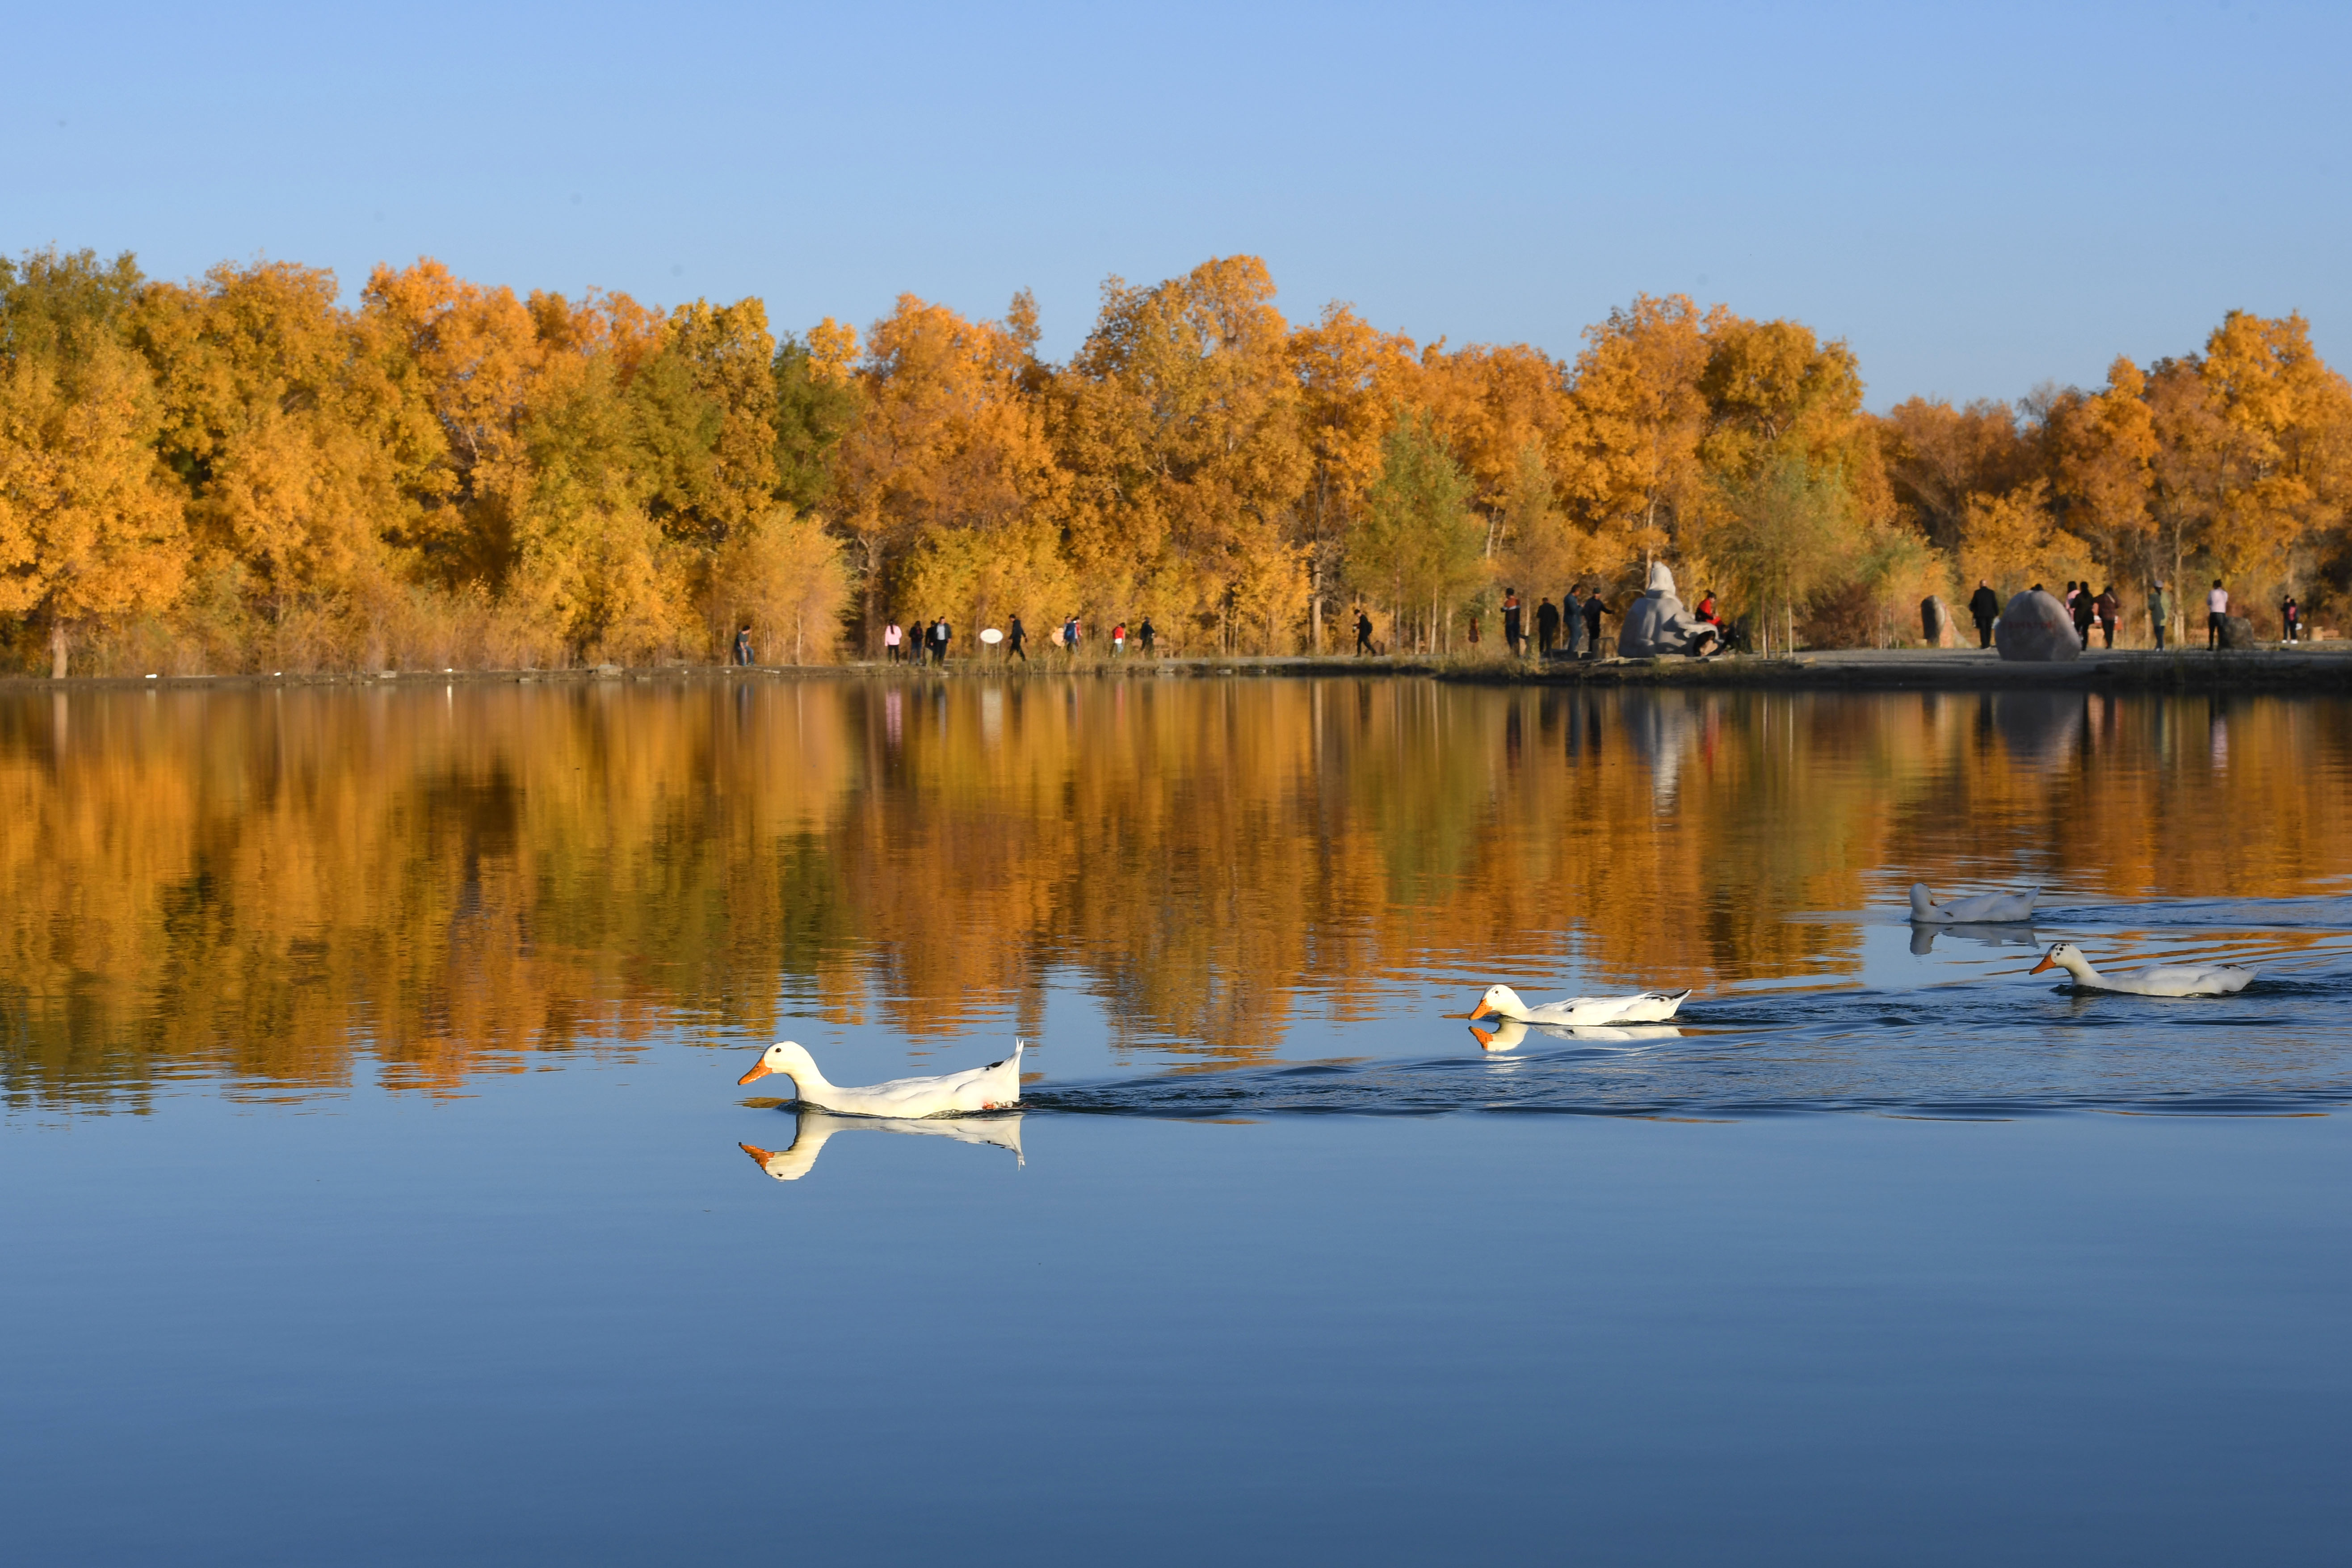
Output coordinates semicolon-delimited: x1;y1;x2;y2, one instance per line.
5;646;2350;694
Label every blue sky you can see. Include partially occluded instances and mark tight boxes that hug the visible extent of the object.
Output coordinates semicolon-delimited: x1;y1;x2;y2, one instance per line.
7;1;2345;408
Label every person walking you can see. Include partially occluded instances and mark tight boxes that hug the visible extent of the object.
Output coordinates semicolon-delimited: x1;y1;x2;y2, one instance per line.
884;620;903;662
1112;621;1127;657
2148;582;2169;650
1968;579;2000;649
1535;597;1560;658
1501;590;1524;657
1007;613;1028;662
1355;607;1375;656
1063;615;1082;658
2071;583;2096;650
1138;616;1155;656
2095;584;2119;649
1580;589;1605;658
733;624;756;666
2283;594;2302;643
925;617;945;666
1467;610;1481;647
1563;587;1586;656
2208;580;2230;649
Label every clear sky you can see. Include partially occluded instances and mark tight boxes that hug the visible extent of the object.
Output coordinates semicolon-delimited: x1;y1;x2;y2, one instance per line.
7;0;2345;408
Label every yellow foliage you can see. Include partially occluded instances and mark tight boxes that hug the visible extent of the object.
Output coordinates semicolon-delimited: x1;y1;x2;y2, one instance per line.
708;507;852;664
1957;481;2096;596
0;337;186;673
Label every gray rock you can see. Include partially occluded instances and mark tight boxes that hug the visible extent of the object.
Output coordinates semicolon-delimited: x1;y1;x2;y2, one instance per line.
2219;615;2257;650
1993;590;2080;662
1920;595;1956;647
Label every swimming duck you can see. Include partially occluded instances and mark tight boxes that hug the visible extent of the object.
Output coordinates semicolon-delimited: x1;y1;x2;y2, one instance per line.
1470;984;1690;1026
736;1039;1025;1116
739;1108;1025;1181
1909;882;2038;923
2029;942;2255;997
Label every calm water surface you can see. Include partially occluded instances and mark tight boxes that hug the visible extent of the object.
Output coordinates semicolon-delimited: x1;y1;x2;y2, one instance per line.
4;678;2350;1563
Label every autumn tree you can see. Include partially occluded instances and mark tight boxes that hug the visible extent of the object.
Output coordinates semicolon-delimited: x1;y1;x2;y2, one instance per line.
0;335;187;673
1557;294;1717;576
1056;257;1309;652
1870;398;2035;555
2047;357;2157;582
1289;302;1417;650
831;294;1060;649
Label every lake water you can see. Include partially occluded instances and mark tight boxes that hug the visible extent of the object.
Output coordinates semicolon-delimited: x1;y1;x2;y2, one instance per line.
4;677;2350;1564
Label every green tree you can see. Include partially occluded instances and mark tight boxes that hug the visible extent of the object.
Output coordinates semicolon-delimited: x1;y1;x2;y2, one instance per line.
1348;409;1486;651
1711;454;1857;654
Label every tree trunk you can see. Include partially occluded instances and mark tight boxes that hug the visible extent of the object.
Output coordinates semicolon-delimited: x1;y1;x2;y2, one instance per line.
861;537;885;656
50;619;67;680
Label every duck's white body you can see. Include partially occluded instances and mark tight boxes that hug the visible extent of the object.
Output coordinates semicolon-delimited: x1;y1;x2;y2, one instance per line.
1910;882;2038;924
737;1039;1025;1117
1471;984;1690;1026
739;1109;1025;1181
2030;942;2255;997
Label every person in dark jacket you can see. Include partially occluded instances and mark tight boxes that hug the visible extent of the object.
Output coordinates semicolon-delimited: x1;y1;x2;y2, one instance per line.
1501;590;1524;656
732;624;755;666
1968;580;2001;648
1139;616;1155;655
1580;590;1605;657
1006;614;1027;661
1535;597;1561;656
1355;608;1375;655
2071;584;2096;650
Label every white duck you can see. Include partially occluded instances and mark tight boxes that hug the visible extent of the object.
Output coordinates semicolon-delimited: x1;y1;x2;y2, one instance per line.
1909;882;2038;923
739;1109;1025;1181
1470;984;1690;1026
736;1039;1025;1116
2029;942;2256;997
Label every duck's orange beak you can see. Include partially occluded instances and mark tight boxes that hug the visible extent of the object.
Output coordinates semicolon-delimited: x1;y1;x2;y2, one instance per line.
2029;955;2055;974
1468;1001;1493;1021
737;1059;773;1085
739;1142;777;1167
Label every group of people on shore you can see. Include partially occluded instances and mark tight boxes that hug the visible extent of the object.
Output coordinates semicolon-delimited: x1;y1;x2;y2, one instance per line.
882;617;959;664
880;613;1159;665
1963;578;2307;652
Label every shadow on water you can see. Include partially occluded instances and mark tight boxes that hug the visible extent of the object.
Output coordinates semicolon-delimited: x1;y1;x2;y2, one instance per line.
737;1107;1025;1181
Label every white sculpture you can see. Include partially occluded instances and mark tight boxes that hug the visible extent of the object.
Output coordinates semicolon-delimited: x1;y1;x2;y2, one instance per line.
1616;563;1721;657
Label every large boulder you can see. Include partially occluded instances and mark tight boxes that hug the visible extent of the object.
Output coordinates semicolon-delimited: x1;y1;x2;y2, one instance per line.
2219;614;2258;650
1617;563;1720;657
1993;590;2079;662
1920;595;1957;647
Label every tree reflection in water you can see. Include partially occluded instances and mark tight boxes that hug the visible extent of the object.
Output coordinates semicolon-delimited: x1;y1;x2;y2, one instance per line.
2;679;2346;1108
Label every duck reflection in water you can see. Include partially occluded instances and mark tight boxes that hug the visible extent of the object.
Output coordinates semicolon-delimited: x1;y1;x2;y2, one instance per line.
1909;922;2041;957
739;1108;1026;1182
1467;1017;1684;1052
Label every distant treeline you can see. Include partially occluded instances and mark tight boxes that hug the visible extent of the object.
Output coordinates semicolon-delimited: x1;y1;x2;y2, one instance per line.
3;246;2347;673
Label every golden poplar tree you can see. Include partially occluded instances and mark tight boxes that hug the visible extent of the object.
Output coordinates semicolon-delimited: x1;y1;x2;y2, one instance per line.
0;336;187;674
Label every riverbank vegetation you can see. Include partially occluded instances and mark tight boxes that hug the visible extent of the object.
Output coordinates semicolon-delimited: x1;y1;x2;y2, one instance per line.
4;245;2348;673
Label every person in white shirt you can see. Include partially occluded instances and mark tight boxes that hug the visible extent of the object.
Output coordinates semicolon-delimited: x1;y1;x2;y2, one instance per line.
2207;580;2230;650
